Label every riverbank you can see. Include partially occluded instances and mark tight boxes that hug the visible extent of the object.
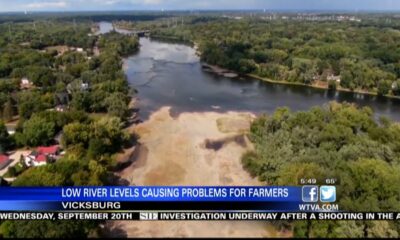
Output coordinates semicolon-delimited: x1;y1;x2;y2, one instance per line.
150;34;194;46
203;63;400;100
249;74;400;99
185;37;399;100
130;32;400;100
109;107;289;237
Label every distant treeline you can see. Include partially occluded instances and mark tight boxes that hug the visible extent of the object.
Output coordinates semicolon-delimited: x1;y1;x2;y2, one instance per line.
0;12;170;24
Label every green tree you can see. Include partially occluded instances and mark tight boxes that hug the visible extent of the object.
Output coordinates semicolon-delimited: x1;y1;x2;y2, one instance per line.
0;121;9;153
6;166;17;177
367;221;399;238
91;116;127;153
87;138;106;159
377;80;392;96
18;91;47;120
62;122;91;147
243;103;400;237
332;221;364;238
20;115;56;147
0;220;97;238
104;92;129;120
70;92;91;112
2;99;14;122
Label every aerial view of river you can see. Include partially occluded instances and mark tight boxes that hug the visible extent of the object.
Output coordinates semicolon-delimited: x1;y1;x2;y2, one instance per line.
98;21;400;121
98;20;400;238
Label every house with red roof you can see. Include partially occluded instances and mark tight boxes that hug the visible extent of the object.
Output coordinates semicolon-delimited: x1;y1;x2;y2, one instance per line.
0;155;11;170
25;145;60;167
37;146;60;157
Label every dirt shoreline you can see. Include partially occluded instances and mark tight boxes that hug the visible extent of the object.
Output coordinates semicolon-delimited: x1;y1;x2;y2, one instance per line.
109;107;289;238
201;64;400;100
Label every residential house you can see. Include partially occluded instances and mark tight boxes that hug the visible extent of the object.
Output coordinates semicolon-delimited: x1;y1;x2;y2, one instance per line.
0;155;11;170
25;145;60;167
5;125;15;135
25;152;47;167
55;105;68;112
81;83;89;91
20;78;34;89
327;74;341;83
392;82;398;90
67;81;90;94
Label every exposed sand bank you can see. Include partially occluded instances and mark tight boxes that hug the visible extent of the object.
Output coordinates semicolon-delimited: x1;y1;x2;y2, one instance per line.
109;107;289;238
202;63;239;78
118;107;258;186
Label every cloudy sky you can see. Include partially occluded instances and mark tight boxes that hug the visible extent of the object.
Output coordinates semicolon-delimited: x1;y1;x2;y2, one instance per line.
0;0;399;12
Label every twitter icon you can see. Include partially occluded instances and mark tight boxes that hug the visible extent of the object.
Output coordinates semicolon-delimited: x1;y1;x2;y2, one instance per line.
320;186;336;202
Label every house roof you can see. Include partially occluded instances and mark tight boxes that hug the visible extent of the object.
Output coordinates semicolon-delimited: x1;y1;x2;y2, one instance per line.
29;151;38;157
0;155;9;163
36;154;47;162
37;145;59;155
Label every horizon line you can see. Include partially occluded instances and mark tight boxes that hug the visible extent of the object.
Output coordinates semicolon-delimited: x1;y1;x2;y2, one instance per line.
1;9;400;14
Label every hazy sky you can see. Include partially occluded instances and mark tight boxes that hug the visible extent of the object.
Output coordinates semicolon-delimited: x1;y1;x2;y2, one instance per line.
0;0;399;12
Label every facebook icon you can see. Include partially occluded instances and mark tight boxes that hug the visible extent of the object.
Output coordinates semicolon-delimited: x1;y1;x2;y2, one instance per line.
302;186;318;202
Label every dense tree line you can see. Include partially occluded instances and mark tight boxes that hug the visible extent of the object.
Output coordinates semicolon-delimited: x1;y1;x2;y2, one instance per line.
0;12;168;24
0;21;96;49
98;31;139;56
0;20;139;238
0;20;138;141
242;102;400;237
151;17;400;96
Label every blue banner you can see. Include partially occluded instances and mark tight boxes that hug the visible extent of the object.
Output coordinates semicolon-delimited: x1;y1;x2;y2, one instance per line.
0;186;301;201
0;186;306;211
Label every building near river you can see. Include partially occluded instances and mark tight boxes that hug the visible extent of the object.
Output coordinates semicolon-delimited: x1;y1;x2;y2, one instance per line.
327;74;341;83
25;145;61;167
20;77;34;89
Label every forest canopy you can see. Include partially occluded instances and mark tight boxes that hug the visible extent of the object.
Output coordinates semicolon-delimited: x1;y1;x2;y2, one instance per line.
243;102;400;237
0;19;138;238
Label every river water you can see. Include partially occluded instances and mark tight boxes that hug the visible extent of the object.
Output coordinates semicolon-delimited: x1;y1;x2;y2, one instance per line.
99;22;400;121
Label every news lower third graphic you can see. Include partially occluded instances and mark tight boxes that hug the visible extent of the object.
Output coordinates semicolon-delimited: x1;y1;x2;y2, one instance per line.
0;185;377;221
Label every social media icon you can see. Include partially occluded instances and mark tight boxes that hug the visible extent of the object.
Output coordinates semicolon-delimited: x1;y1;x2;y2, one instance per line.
320;186;336;202
302;186;318;202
